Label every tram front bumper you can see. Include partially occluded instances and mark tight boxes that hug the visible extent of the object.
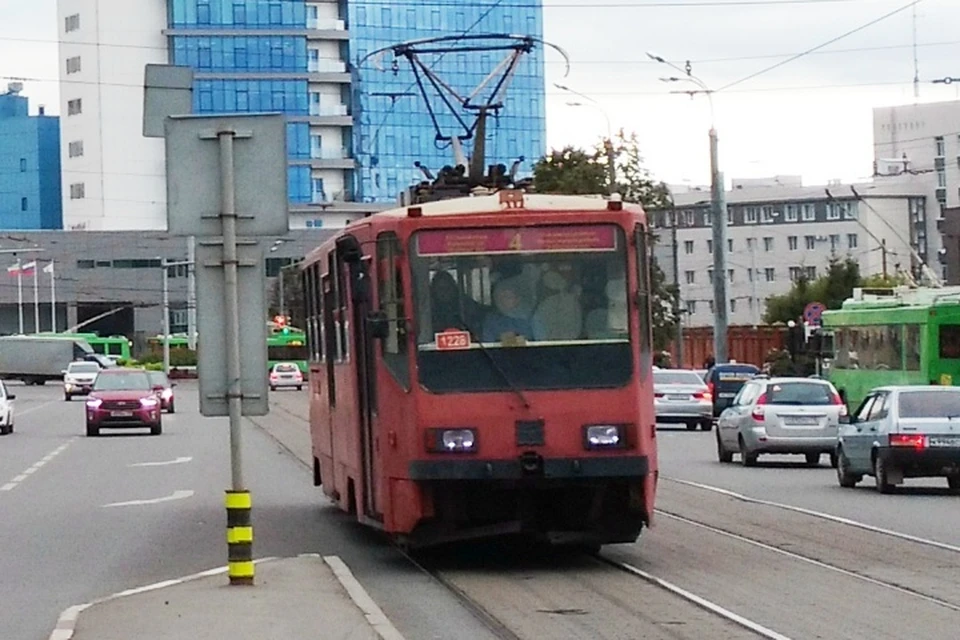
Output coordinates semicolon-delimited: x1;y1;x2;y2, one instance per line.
408;455;649;481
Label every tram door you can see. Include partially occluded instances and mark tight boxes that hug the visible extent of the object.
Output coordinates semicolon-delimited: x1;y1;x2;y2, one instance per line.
337;235;380;520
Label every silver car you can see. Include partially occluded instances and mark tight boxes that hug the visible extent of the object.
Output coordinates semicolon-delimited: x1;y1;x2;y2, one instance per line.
654;369;713;431
836;386;960;493
716;377;845;467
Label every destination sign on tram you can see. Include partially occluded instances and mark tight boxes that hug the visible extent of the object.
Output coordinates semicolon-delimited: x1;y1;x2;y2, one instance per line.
416;225;618;256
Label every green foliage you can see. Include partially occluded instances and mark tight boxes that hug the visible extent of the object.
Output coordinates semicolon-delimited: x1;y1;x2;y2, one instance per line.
532;131;678;351
763;258;863;325
144;362;164;371
860;272;910;288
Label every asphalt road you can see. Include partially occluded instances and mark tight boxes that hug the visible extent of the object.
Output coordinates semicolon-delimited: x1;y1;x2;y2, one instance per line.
0;382;493;640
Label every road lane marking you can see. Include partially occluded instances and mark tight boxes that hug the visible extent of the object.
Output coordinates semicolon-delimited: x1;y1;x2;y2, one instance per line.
14;399;59;419
0;439;75;493
602;558;793;640
128;456;193;467
659;510;960;613
102;489;194;508
663;476;960;554
322;555;407;640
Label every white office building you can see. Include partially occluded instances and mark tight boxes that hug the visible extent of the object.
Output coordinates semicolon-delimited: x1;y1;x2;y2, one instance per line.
654;181;929;327
56;0;372;231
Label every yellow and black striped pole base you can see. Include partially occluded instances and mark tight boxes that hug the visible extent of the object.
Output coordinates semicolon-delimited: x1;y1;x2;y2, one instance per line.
225;490;254;585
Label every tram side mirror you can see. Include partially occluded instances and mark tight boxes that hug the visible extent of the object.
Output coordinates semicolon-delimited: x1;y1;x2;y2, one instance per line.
367;311;390;339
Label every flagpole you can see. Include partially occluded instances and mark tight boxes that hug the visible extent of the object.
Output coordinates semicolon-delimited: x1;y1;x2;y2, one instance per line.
16;256;23;335
49;261;56;333
33;265;40;333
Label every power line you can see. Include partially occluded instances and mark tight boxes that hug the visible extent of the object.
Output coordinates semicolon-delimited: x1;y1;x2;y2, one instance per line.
717;0;925;92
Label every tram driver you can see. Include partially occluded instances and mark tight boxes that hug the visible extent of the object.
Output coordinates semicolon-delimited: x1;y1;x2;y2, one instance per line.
482;276;543;343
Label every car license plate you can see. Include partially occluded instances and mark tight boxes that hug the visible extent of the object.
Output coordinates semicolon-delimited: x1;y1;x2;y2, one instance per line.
719;392;735;398
928;437;960;448
667;394;688;401
112;411;133;417
785;416;819;426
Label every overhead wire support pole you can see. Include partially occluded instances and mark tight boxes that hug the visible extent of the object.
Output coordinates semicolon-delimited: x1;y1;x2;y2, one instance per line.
159;257;194;375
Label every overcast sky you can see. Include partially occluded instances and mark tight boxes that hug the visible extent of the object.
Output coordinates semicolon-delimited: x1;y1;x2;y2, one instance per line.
2;0;959;187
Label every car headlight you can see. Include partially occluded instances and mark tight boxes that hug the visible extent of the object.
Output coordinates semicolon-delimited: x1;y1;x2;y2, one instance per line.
426;428;477;453
161;389;173;399
583;425;627;450
140;397;159;407
86;398;102;408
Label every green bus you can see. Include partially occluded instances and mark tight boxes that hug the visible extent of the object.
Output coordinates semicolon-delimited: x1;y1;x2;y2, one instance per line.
145;326;308;374
50;332;133;362
821;286;960;411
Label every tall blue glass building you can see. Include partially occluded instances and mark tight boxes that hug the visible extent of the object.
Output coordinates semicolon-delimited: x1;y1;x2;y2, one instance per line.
166;0;355;219
0;87;62;229
347;0;546;202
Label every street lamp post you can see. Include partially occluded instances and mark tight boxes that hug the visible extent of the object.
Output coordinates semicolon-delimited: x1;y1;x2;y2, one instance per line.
159;258;194;375
554;83;617;189
1;248;45;335
647;53;728;363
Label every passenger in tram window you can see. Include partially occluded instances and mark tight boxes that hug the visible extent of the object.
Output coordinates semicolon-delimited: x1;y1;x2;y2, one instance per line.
429;270;480;334
481;276;543;343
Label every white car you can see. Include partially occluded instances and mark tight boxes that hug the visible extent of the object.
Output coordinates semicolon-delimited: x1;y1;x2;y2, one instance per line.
63;361;102;401
269;362;304;391
0;382;16;435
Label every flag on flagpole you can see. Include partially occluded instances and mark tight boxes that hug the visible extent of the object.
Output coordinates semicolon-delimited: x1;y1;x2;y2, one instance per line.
6;264;20;276
21;261;37;274
43;261;54;274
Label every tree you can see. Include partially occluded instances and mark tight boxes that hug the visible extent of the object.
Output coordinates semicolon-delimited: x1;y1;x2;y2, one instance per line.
763;258;861;324
533;131;678;352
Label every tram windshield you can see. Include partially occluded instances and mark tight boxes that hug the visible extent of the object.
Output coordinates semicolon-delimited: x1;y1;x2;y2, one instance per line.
409;224;633;392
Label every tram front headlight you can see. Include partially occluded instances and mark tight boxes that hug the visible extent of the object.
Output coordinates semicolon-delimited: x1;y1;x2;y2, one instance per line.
426;428;477;453
583;425;627;450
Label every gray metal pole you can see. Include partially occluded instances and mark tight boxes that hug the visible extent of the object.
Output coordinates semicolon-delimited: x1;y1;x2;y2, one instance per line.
278;269;285;319
672;220;683;367
16;256;23;335
710;128;729;363
187;236;197;351
162;259;170;375
219;130;244;494
605;139;616;190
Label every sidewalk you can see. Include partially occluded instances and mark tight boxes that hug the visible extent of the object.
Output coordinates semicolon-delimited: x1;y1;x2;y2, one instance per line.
53;555;404;640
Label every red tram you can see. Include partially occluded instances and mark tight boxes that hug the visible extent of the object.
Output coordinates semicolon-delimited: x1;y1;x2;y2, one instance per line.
301;190;658;548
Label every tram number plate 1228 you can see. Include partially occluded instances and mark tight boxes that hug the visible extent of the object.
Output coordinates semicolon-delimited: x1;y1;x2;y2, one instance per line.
435;330;472;351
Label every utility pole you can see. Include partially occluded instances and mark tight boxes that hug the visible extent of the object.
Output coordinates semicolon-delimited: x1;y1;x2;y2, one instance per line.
671;214;684;367
710;128;729;362
187;236;197;351
882;239;888;279
278;271;285;319
161;257;194;374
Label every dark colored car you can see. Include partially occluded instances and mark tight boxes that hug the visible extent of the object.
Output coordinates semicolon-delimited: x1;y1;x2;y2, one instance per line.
85;368;162;437
147;370;177;413
705;362;761;417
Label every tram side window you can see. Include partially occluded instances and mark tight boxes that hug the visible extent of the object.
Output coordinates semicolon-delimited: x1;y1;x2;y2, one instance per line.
634;224;652;368
940;325;960;359
850;326;902;370
905;324;921;371
304;264;323;362
377;233;409;387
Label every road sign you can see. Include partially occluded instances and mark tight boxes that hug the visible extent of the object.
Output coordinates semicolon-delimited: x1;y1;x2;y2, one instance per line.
164;114;289;237
142;64;193;138
195;239;269;417
803;301;825;325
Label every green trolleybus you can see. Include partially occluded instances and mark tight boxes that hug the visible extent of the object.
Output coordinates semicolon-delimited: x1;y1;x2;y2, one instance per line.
821;286;960;411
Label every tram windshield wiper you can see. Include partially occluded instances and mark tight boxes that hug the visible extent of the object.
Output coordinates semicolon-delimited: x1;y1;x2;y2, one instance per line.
459;307;530;410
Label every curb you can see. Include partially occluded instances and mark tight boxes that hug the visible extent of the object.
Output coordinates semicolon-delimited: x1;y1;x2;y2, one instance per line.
48;555;405;640
47;558;277;640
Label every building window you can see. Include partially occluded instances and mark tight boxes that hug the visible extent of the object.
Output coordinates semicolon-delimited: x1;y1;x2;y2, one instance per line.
67;99;82;115
685;300;696;315
763;237;773;252
727;238;733;252
65;14;80;32
748;268;754;282
843;201;858;220
707;239;713;253
728;269;734;283
802;203;815;221
938;169;947;188
684;240;694;255
19;158;26;172
727;209;734;225
847;233;858;249
685;270;695;284
310;133;322;159
785;204;798;222
66;56;81;74
707;269;714;284
805;266;817;280
703;211;712;226
683;210;695;226
708;300;715;314
311;178;326;203
826;203;841;220
68;141;84;158
747;237;756;250
20;197;27;211
935;136;945;157
761;205;775;223
789;266;802;281
730;299;737;313
829;234;840;252
69;183;85;199
765;268;775;282
788;236;798;251
805;235;816;250
745;206;759;224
